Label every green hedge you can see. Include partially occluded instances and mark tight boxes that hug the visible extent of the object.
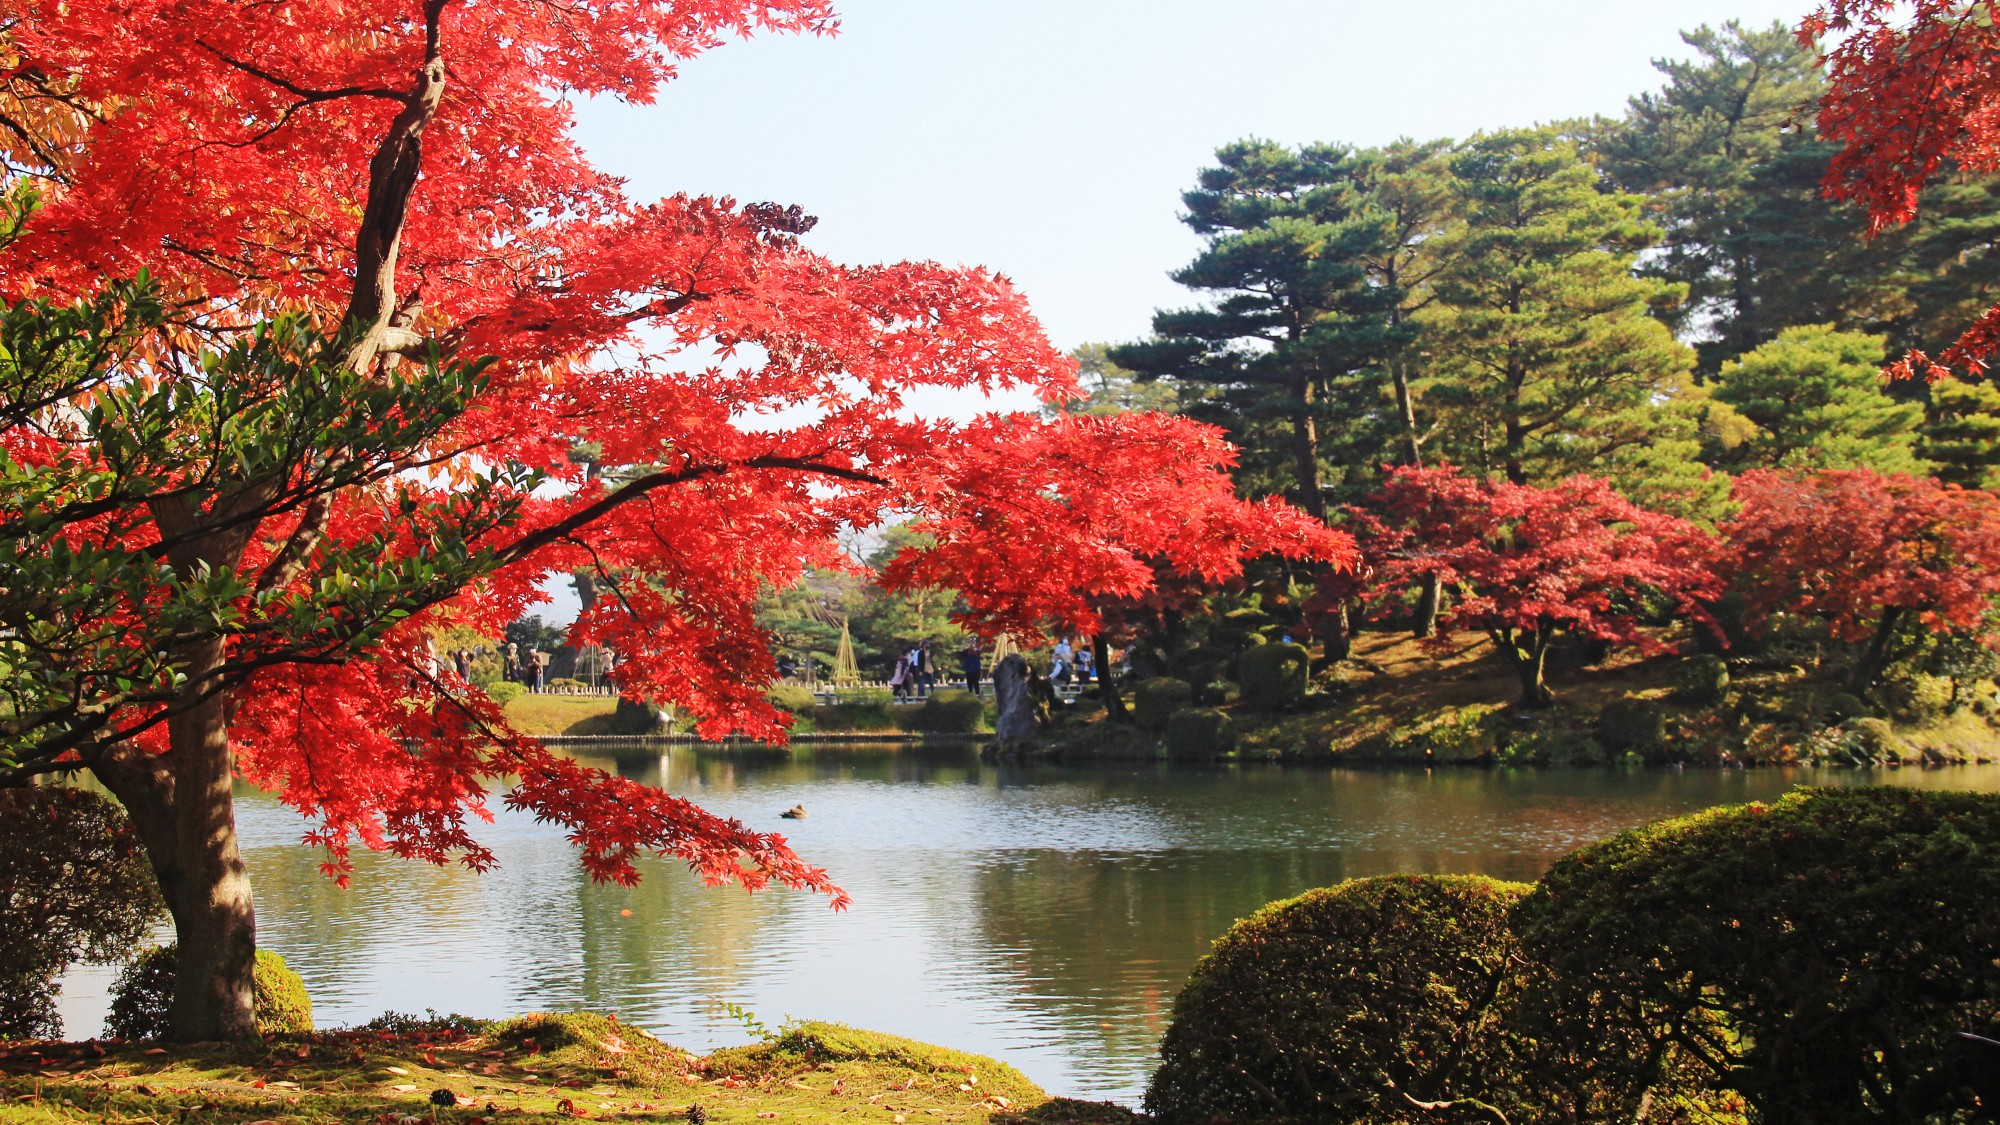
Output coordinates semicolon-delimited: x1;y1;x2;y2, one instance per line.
1237;642;1309;712
1147;875;1539;1124
1131;677;1193;731
107;945;314;1039
1667;654;1729;704
1515;787;2000;1124
485;680;526;705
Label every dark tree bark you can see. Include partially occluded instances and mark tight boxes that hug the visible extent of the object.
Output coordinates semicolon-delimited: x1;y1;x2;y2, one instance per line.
1094;635;1129;723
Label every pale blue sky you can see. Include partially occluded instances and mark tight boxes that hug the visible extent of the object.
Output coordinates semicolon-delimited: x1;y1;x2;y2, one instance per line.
574;0;1816;353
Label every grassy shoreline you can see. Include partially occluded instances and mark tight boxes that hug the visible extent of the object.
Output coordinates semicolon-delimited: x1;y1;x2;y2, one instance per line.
0;1015;1136;1125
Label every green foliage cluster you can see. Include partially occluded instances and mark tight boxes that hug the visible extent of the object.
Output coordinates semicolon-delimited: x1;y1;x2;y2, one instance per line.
1237;642;1309;712
108;945;313;1040
1154;789;2000;1124
0;786;165;1039
1147;875;1543;1124
485;680;526;706
1131;678;1193;731
1667;654;1730;704
895;690;986;734
1162;707;1235;757
1517;787;2000;1123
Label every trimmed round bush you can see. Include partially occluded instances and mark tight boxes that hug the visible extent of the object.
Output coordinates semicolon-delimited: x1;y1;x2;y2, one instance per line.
1595;698;1666;755
1514;787;2000;1125
1237;641;1309;712
107;945;314;1039
1146;875;1539;1125
1168;647;1230;690
1131;677;1193;731
898;690;985;734
484;680;526;705
0;787;165;1039
1667;654;1729;704
1163;707;1235;758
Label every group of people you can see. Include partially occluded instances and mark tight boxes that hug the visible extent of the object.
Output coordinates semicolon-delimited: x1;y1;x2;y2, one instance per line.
882;636;1098;701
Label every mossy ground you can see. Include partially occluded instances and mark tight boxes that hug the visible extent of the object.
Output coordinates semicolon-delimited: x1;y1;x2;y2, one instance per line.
0;1016;1135;1125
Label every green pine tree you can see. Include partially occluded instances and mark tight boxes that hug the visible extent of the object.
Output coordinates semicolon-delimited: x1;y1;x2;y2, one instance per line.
1420;127;1696;486
1921;376;2000;489
1706;326;1929;474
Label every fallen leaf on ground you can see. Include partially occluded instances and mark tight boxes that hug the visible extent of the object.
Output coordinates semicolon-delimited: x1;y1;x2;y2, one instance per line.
390;1083;418;1092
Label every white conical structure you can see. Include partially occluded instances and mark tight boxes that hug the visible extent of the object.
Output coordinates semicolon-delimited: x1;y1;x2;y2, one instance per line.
989;633;1017;665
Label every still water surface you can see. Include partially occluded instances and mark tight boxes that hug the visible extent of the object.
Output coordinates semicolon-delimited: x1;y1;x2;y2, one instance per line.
58;747;2000;1103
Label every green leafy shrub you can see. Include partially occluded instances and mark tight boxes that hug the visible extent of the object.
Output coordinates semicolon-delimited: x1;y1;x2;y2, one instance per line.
1394;705;1502;762
809;697;897;731
1595;698;1666;756
0;786;165;1039
1880;671;1955;721
546;676;588;692
107;945;313;1039
1667;654;1730;704
1514;787;2000;1124
896;690;985;734
1199;679;1240;706
766;682;818;713
1163;707;1235;758
1237;642;1309;712
485;680;526;705
1131;677;1193;731
1146;875;1540;1124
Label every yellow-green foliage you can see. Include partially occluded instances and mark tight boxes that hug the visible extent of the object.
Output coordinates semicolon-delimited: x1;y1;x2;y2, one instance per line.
252;950;312;1034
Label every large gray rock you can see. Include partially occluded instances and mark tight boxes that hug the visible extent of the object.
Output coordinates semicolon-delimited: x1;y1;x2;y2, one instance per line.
993;654;1039;742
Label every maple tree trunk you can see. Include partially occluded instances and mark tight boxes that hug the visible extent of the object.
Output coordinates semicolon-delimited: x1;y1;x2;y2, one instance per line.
1503;630;1555;708
1849;607;1907;697
96;639;259;1041
1325;601;1354;662
1094;635;1129;723
1413;573;1441;639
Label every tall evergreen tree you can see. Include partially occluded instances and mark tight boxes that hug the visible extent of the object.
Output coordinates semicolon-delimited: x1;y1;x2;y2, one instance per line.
1921;377;2000;490
1112;140;1400;519
1421;128;1694;486
1706;326;1929;475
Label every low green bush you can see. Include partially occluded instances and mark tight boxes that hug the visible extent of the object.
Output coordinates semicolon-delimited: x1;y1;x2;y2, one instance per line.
485;680;526;705
766;682;818;714
1667;654;1730;704
1237;642;1309;712
107;945;314;1039
0;787;165;1039
1131;677;1193;731
1595;698;1666;756
1842;716;1909;762
546;676;588;692
1515;787;2000;1125
1199;679;1240;706
1163;707;1235;757
809;699;897;731
896;690;985;734
1880;671;1955;721
1146;875;1541;1125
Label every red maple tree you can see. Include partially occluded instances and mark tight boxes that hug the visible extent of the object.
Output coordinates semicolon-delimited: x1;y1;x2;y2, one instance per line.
1725;469;2000;694
1809;0;2000;377
1354;467;1720;706
0;0;1348;1038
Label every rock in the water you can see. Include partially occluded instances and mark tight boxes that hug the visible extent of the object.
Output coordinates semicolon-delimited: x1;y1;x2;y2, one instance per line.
993;654;1039;743
779;804;807;819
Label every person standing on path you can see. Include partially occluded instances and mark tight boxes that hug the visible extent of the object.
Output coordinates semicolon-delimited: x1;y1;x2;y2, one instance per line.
532;648;550;693
960;639;983;697
889;651;911;702
917;642;937;697
502;642;519;684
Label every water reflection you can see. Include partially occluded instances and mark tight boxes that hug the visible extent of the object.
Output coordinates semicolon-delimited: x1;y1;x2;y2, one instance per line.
58;747;2000;1104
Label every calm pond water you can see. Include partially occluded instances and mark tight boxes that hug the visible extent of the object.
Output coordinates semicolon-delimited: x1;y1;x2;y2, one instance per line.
56;747;2000;1103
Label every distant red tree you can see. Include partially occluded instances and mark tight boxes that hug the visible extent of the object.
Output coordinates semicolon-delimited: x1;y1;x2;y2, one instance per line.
1356;467;1721;706
1725;469;2000;693
1810;1;2000;376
